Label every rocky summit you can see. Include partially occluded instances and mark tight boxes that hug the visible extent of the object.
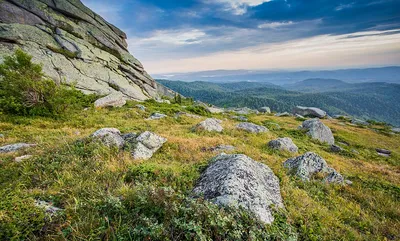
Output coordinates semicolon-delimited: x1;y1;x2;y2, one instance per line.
0;0;161;101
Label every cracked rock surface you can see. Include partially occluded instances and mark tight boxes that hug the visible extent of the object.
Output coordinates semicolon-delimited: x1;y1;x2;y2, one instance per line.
0;0;163;100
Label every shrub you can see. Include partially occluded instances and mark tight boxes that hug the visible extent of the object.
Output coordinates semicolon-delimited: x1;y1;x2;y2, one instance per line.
186;105;211;117
0;49;97;117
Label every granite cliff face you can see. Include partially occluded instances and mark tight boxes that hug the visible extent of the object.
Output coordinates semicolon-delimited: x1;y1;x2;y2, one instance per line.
0;0;159;100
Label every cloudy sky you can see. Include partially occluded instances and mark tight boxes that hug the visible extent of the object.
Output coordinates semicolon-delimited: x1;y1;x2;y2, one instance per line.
82;0;400;74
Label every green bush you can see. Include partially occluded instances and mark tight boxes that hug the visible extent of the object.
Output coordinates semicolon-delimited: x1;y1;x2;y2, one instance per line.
0;49;97;117
186;105;211;117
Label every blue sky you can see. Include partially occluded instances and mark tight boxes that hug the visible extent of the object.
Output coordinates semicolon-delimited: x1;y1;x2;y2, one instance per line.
82;0;400;74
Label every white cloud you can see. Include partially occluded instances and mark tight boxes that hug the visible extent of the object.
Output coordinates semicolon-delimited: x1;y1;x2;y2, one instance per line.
209;0;272;15
132;29;207;46
335;3;354;11
258;21;294;29
139;29;400;74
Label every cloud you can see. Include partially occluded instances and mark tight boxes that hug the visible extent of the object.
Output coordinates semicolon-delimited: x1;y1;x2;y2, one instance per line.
139;29;400;74
132;29;207;46
258;21;294;29
210;0;272;15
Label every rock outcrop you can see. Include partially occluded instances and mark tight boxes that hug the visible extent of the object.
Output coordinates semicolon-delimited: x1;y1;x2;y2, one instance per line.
193;154;284;224
132;131;167;160
259;107;271;114
293;106;327;118
236;122;268;133
283;152;344;184
0;0;159;101
300;118;335;145
268;137;298;153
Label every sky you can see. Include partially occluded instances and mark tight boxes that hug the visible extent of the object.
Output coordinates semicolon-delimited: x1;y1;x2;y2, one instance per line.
81;0;400;75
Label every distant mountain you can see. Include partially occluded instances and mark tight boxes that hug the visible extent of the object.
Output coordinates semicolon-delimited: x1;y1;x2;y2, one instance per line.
284;78;351;92
158;79;400;126
153;66;400;85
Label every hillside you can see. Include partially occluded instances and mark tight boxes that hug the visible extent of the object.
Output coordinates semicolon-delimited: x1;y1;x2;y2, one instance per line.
158;80;400;126
1;100;399;240
284;78;351;92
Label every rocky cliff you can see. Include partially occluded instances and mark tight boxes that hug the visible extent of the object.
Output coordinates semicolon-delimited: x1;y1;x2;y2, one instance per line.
0;0;159;101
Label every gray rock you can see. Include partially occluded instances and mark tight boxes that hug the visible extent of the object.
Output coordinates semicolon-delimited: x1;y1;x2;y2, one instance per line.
174;112;200;119
15;155;33;163
206;106;225;114
193;154;284;224
293;106;327;118
345;180;353;185
283;152;344;184
376;148;391;157
94;92;126;108
136;104;146;111
131;131;167;160
193;118;223;132
300;118;335;145
0;134;4;138
268;137;298;153
392;128;400;133
333;115;351;120
0;0;160;101
351;149;360;154
330;145;344;153
259;107;271;114
91;128;125;149
230;107;256;115
275;112;292;117
35;200;62;216
147;113;167;120
351;119;370;126
0;143;36;153
236;122;268;133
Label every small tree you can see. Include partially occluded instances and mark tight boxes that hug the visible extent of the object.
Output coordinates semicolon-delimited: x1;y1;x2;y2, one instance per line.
0;49;96;117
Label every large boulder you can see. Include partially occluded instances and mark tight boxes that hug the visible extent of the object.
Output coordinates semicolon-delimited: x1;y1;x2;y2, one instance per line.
131;131;167;160
94;92;126;108
293;106;327;118
193;118;223;132
236;122;268;133
300;118;335;145
268;137;298;153
0;143;36;153
91;128;125;148
283;152;343;184
0;0;161;101
193;154;284;224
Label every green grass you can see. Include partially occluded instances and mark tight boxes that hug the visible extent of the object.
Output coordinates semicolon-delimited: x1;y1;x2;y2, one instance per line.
0;100;399;240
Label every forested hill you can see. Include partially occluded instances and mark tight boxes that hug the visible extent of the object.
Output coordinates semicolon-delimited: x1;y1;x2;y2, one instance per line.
157;79;400;126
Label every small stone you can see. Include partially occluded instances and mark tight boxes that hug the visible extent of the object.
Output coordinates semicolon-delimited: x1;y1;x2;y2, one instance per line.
0;134;4;138
275;112;292;117
0;143;36;153
193;118;223;132
345;180;353;185
35;200;62;216
236;122;268;133
230;115;248;122
15;155;33;163
136;104;146;111
209;145;236;153
351;119;370;126
330;145;343;153
131;131;167;160
147;113;167;120
376;148;391;156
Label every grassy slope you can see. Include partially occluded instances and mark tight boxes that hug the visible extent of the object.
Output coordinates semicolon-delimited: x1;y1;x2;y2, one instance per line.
0;101;399;240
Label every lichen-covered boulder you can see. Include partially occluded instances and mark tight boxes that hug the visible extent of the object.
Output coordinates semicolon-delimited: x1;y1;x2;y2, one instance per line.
193;118;223;132
193;154;284;224
236;122;268;133
91;128;125;148
131;131;167;160
293;106;327;118
268;137;298;153
283;152;343;184
94;92;126;108
300;118;335;145
0;143;36;153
